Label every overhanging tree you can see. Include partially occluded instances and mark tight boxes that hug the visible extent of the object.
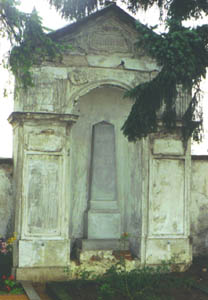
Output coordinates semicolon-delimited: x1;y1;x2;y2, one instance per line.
0;0;63;88
1;0;208;141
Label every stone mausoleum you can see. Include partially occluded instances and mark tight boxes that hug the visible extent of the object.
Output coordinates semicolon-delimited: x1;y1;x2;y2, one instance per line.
1;3;208;281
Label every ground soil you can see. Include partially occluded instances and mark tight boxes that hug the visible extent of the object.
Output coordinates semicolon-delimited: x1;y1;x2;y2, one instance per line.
33;283;51;300
33;256;208;300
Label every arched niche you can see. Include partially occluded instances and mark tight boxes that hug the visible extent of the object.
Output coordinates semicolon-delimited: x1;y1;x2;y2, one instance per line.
69;85;143;249
70;80;133;115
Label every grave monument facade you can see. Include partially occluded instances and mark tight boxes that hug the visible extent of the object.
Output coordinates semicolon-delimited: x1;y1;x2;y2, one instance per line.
7;3;193;280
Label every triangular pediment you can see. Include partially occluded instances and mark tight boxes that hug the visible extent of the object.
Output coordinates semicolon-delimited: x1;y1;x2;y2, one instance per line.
50;4;145;56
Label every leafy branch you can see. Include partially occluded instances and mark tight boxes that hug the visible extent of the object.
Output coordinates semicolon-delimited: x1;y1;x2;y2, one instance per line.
122;14;208;141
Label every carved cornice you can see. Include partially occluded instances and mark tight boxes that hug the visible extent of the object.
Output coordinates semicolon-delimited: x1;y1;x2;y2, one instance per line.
8;112;79;127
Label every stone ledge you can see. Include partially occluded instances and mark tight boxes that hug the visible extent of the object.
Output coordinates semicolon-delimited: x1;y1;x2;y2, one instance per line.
81;239;129;251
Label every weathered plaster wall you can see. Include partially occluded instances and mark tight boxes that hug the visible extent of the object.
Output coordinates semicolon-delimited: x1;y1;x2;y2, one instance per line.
0;158;13;237
191;156;208;256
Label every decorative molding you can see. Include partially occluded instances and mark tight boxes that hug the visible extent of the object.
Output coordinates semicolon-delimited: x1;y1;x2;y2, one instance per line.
8;112;79;125
68;70;88;85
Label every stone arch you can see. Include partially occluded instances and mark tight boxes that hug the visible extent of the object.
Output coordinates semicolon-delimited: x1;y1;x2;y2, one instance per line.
70;79;133;114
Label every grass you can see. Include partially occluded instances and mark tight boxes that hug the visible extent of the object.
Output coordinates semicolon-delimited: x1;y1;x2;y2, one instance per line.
46;256;208;300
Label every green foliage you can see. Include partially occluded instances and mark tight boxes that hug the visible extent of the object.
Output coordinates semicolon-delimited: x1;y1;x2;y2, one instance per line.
0;0;26;43
0;275;24;294
0;1;66;89
121;0;208;20
95;261;189;300
48;0;103;20
9;8;65;89
52;257;207;299
47;0;208;141
122;20;208;141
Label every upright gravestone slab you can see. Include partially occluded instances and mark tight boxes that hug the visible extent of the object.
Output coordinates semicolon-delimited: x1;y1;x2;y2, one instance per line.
88;121;120;239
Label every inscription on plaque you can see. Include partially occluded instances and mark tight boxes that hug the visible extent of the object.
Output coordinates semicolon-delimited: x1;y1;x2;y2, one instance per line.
90;32;129;52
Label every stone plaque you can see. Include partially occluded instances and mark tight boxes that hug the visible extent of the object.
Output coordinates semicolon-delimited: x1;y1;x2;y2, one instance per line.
24;155;62;236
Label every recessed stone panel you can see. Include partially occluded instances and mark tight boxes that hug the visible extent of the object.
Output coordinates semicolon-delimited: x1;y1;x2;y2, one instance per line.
87;55;159;72
145;238;191;265
149;159;185;235
153;139;184;156
18;240;70;267
23;154;62;236
27;133;63;152
89;32;129;53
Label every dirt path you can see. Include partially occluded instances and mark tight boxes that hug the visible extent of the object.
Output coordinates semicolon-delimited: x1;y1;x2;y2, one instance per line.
32;284;51;300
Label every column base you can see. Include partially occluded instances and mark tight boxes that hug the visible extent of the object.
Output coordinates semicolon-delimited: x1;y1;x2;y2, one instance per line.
16;239;70;268
15;267;69;282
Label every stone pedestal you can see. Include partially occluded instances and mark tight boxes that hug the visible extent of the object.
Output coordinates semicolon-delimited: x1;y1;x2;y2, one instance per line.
141;133;192;267
9;112;78;280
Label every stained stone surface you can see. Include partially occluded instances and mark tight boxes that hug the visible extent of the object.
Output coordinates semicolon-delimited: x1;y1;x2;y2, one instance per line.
149;158;185;235
191;157;208;256
0;159;13;236
153;139;184;156
88;212;121;239
90;122;116;203
25;155;61;235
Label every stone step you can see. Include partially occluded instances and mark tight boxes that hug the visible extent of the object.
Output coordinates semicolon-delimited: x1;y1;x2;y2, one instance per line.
81;239;129;251
20;281;41;300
